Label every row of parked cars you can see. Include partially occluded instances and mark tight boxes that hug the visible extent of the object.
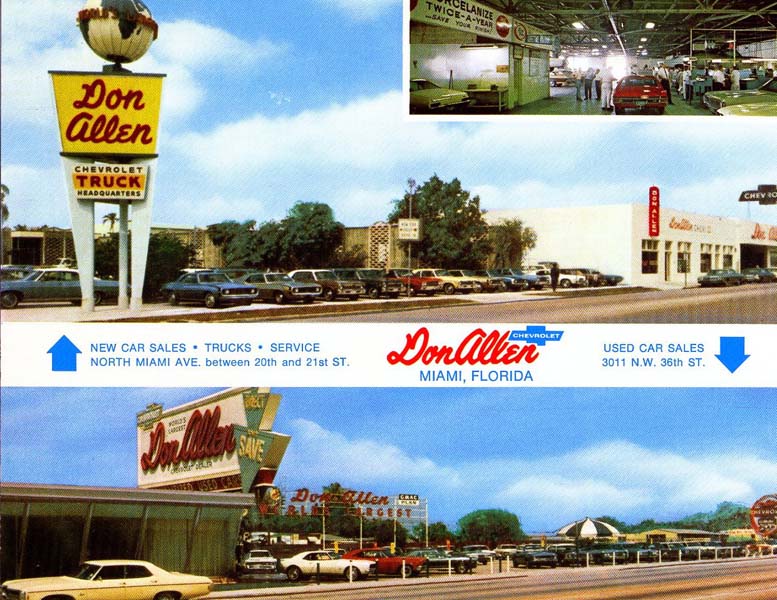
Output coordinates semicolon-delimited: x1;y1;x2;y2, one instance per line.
698;267;777;287
461;540;775;569
158;265;621;309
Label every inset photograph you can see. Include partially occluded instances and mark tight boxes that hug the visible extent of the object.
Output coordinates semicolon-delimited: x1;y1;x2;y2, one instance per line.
408;0;777;116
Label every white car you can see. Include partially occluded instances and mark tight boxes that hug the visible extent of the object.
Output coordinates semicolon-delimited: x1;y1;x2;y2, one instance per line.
1;559;212;600
280;550;376;582
237;549;278;576
461;545;497;564
494;544;520;558
410;79;470;113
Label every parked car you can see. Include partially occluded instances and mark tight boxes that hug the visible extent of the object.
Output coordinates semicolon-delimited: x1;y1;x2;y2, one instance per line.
161;271;257;308
236;549;278;576
279;550;375;582
0;559;212;600
522;266;552;288
341;548;426;576
288;269;365;301
210;267;257;280
511;547;559;568
461;544;497;564
332;268;405;299
704;77;777;113
613;75;668;115
570;268;602;287
472;269;511;292
447;269;500;293
238;272;321;304
413;269;477;295
546;543;582;566
741;267;777;283
550;69;575;87
0;268;120;309
403;548;474;573
385;268;442;296
494;543;521;559
409;79;470;113
600;273;624;286
558;269;589;288
610;542;658;562
495;268;541;290
697;269;745;287
588;544;629;565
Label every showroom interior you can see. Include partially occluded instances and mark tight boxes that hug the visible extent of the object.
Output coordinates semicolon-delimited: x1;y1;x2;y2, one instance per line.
409;0;777;115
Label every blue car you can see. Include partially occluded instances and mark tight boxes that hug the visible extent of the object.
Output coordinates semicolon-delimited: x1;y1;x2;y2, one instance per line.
161;271;257;308
0;268;119;309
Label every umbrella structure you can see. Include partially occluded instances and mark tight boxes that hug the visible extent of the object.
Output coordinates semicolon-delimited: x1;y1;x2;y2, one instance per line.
557;517;620;538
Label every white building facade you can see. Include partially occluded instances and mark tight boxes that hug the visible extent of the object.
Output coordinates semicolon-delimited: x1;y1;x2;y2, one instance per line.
486;204;777;287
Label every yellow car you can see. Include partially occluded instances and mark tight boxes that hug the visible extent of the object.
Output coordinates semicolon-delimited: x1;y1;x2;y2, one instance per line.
1;559;212;600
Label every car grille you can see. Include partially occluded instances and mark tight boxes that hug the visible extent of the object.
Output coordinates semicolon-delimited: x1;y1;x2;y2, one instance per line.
293;286;320;294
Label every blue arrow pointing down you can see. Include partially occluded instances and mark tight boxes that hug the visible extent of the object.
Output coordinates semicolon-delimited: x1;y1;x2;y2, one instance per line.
47;335;82;372
715;337;749;374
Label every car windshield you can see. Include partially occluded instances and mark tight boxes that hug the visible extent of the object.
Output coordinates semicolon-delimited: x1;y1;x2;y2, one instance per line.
360;269;383;278
410;79;440;91
759;78;777;93
198;273;231;283
391;269;412;276
620;76;656;86
316;271;337;280
73;563;102;580
335;270;358;279
265;273;292;283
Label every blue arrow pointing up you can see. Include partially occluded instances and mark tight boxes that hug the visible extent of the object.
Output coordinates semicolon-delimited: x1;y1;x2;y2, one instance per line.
47;335;82;372
715;337;749;374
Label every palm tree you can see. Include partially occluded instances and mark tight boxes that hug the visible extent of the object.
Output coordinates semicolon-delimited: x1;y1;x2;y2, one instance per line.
102;212;118;233
1;183;9;224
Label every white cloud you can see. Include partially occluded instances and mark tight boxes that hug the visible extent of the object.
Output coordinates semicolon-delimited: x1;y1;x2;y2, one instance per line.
279;423;777;530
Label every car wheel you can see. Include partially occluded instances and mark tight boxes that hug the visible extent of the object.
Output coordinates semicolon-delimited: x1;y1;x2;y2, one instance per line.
93;291;104;306
323;288;335;301
204;293;218;308
154;593;177;600
560;279;572;288
344;566;361;581
443;283;455;295
408;287;417;297
402;564;414;577
497;281;507;292
454;561;466;574
473;282;483;293
273;291;285;305
1;292;20;309
286;565;303;582
368;287;380;299
168;292;179;306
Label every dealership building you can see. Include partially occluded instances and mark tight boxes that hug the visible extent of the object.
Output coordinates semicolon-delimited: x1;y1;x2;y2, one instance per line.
485;203;777;287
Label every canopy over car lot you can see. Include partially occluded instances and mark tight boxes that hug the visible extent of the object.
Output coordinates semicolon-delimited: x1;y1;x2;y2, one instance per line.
478;1;777;58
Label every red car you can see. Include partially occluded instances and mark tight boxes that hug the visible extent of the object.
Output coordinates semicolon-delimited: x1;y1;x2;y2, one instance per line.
341;548;426;577
613;75;668;115
385;268;442;297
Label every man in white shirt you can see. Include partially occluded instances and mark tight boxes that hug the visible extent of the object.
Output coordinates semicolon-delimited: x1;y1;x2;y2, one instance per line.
600;66;616;111
655;62;673;105
730;65;741;90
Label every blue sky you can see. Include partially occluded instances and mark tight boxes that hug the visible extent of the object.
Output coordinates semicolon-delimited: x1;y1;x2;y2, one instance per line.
2;387;775;532
2;0;776;232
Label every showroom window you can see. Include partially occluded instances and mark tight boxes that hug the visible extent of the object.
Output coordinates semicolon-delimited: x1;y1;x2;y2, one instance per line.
641;239;658;274
678;241;691;274
722;245;734;269
700;244;711;273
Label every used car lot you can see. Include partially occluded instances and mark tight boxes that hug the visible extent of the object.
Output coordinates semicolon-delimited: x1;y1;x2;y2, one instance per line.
279;550;375;582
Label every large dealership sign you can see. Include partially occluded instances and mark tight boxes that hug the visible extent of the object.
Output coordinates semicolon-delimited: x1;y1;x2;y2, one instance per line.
50;72;164;158
751;494;777;538
70;163;149;201
739;184;777;205
285;488;424;520
137;388;290;493
410;0;553;48
648;186;660;237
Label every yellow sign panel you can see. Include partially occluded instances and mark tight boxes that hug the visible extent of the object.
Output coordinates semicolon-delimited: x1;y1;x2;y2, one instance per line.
70;164;148;201
51;71;164;157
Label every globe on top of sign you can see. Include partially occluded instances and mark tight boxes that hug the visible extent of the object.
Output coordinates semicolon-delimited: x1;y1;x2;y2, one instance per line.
77;0;159;65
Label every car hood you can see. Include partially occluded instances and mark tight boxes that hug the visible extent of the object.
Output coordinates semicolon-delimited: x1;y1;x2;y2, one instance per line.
718;102;777;116
411;89;468;101
707;89;777;105
2;575;83;591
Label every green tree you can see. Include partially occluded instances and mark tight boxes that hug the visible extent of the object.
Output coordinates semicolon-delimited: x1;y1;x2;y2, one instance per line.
490;218;537;268
412;521;454;546
102;212;118;233
388;175;492;269
363;518;408;547
95;232;194;300
457;509;524;547
1;183;9;224
206;220;257;267
278;202;344;268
